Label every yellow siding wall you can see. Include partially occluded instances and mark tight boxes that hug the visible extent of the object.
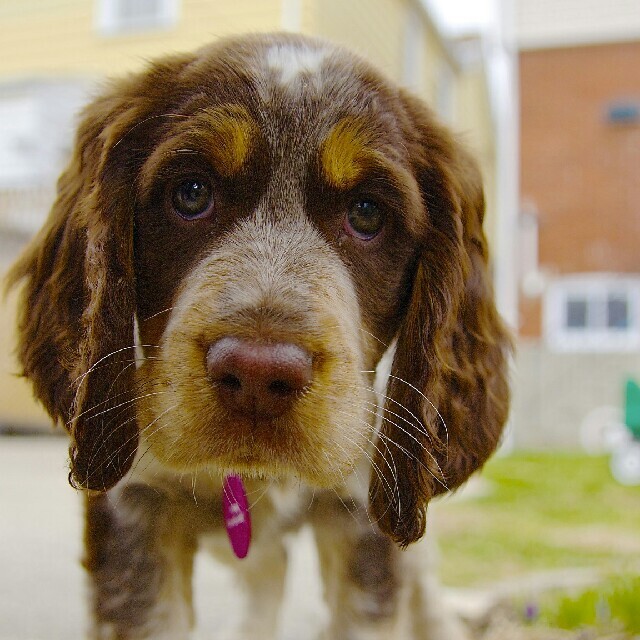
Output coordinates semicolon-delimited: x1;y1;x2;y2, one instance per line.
455;69;498;253
0;248;50;428
306;0;453;116
0;0;283;76
411;9;447;102
0;1;455;107
309;0;405;79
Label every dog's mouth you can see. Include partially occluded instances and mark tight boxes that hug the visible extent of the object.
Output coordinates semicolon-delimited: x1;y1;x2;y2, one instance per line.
198;426;347;487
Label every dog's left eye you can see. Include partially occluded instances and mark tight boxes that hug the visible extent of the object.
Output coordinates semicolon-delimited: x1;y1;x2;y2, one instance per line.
345;200;384;240
171;178;214;220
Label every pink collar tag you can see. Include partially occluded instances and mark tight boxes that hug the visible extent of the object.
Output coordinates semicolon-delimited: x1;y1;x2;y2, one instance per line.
222;474;251;559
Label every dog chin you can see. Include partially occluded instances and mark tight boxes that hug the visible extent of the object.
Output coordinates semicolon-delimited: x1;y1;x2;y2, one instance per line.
208;453;356;489
134;432;352;490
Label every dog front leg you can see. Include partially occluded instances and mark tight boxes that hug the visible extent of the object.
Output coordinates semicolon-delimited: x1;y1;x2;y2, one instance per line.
83;486;197;640
313;502;416;640
232;539;287;640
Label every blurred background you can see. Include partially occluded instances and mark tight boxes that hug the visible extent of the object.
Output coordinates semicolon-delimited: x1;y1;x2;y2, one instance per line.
0;1;638;638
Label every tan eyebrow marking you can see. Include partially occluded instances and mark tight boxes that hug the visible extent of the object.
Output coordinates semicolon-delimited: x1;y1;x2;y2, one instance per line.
203;104;257;177
320;117;378;190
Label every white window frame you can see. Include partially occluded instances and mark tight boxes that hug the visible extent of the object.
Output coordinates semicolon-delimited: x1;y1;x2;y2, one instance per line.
0;95;40;187
545;275;640;353
96;0;179;36
435;61;455;124
281;0;302;32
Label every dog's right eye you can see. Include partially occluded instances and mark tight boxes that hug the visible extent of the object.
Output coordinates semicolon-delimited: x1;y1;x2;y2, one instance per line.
171;178;214;220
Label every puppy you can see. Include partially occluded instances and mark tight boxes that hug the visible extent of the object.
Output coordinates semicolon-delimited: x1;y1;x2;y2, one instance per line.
9;32;510;639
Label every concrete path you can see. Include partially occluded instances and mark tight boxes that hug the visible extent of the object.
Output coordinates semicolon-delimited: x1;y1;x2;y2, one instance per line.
0;436;327;640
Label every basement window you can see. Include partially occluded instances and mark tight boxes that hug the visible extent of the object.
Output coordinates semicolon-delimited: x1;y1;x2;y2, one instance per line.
607;101;640;125
545;276;640;352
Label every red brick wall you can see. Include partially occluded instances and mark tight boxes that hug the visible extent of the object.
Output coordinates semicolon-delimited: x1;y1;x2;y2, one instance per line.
519;41;640;337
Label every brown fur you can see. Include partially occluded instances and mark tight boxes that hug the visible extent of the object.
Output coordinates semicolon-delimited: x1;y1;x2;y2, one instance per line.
8;32;511;638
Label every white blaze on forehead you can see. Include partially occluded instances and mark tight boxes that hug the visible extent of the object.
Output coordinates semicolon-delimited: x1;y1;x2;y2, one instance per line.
265;42;328;87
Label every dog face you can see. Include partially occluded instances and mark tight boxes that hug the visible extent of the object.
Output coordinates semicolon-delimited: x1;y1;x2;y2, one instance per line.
9;33;511;546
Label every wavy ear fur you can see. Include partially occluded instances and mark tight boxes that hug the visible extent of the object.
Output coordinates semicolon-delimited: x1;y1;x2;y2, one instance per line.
7;57;192;491
370;93;512;547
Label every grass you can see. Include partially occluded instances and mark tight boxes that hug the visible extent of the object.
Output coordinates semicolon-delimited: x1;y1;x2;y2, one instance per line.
540;574;640;633
431;452;640;587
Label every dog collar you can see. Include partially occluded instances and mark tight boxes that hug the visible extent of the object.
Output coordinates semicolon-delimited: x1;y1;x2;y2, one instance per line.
222;474;251;559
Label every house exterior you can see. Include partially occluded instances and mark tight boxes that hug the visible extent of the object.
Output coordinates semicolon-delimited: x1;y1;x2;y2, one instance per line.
0;0;499;429
512;0;640;447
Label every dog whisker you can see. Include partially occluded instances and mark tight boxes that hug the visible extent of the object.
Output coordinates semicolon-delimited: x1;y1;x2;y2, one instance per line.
75;414;140;492
109;405;179;501
247;482;272;511
323;444;358;522
139;307;176;323
376;430;449;492
358;328;389;349
327;438;378;527
72;344;161;387
336;422;401;520
357;402;447;486
339;430;400;528
324;445;372;527
70;347;163;425
192;471;200;505
387;374;450;450
74;390;167;428
340;389;449;490
336;380;447;485
357;382;442;447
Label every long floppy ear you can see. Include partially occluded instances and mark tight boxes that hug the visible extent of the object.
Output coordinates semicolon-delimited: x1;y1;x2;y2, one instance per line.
369;93;512;547
6;68;181;491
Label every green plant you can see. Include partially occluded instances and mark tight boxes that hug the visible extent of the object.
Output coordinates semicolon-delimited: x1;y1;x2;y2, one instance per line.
540;575;640;633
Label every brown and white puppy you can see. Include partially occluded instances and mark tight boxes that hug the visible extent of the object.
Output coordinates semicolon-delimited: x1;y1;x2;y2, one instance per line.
9;33;510;639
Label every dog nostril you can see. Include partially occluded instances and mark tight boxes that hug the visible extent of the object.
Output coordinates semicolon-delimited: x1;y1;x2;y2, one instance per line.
268;379;295;396
219;374;242;391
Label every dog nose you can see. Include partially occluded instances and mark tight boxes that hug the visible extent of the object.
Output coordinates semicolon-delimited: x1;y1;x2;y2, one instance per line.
206;337;313;420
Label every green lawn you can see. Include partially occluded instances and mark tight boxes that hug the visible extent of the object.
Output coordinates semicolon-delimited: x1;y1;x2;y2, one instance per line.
540;574;640;634
431;452;640;588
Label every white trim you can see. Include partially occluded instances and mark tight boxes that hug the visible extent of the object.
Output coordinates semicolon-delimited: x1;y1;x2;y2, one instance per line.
493;0;520;330
0;96;39;187
520;204;545;298
95;0;179;36
435;60;455;124
518;29;640;51
281;0;302;33
515;0;640;51
0;186;54;234
544;275;640;353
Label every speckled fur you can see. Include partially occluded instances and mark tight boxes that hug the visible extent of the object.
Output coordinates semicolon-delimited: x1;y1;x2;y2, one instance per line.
9;33;510;639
